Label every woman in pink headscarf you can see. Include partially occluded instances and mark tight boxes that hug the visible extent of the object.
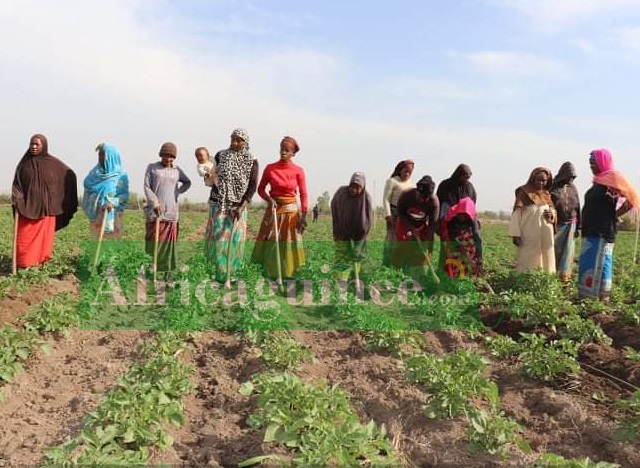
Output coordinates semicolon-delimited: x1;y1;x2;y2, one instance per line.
578;148;639;300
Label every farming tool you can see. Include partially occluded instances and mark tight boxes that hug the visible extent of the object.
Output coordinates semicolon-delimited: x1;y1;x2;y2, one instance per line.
414;235;441;286
633;211;639;264
271;203;284;292
224;218;237;290
153;215;160;283
91;208;109;274
12;211;19;275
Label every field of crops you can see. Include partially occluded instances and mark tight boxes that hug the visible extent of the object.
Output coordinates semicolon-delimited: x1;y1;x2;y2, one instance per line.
1;204;640;467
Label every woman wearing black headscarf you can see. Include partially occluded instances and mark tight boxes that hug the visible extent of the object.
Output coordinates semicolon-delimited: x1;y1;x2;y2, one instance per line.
330;172;373;278
391;175;439;278
436;164;482;278
12;134;78;269
550;162;580;282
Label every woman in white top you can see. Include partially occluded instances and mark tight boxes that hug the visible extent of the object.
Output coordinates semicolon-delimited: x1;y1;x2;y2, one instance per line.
508;167;556;273
382;159;414;266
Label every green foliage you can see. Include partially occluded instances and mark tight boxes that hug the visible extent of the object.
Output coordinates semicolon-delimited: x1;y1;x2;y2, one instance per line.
466;409;530;457
23;291;78;336
614;389;640;442
239;372;398;467
558;313;611;345
44;332;193;466
534;453;621;467
362;330;427;357
0;326;49;384
624;346;640;362
405;350;496;419
245;330;316;371
316;190;331;214
518;333;580;381
485;334;520;358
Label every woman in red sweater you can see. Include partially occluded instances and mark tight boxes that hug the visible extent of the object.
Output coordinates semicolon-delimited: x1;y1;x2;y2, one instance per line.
252;136;308;279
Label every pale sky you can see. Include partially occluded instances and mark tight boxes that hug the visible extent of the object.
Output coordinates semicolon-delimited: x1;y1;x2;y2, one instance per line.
2;0;640;212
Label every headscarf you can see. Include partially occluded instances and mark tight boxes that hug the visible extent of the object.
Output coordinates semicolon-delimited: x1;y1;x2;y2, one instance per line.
82;143;130;232
12;134;78;230
416;175;435;197
436;164;477;218
552;161;577;185
390;159;415;178
215;128;255;212
590;148;640;209
444;196;477;222
281;136;300;153
159;142;177;157
513;167;553;210
331;172;373;241
550;162;580;224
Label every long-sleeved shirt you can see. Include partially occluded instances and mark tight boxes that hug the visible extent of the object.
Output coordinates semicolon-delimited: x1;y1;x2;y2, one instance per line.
257;160;309;213
383;176;413;217
143;162;191;222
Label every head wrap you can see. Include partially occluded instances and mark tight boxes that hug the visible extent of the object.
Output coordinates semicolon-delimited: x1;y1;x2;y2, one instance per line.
590;148;613;174
416;175;435;197
281;136;300;153
513;167;553;209
549;161;580;224
436;163;477;215
12;134;78;230
231;128;250;147
350;172;366;188
214;128;255;212
590;148;639;209
159;142;177;157
552;162;577;184
391;159;414;178
82;143;130;232
331;172;372;241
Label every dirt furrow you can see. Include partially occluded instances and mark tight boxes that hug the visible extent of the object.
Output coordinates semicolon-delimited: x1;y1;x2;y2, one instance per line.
0;277;77;325
291;330;529;467
0;329;148;466
149;331;264;468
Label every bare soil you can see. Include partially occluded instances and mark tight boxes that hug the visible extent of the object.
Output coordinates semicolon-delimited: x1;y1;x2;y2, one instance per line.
1;278;640;466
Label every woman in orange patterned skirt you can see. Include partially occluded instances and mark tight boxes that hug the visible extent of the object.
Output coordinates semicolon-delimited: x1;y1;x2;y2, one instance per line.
252;136;308;279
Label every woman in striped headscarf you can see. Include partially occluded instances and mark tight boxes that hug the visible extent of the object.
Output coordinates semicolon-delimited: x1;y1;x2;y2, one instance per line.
205;128;259;283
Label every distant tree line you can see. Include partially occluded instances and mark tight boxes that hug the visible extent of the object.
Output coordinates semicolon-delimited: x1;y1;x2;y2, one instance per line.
0;191;637;230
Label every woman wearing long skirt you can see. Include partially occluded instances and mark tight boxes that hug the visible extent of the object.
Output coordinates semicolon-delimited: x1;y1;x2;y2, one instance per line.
578;149;639;300
391;176;439;281
330;172;373;279
252;136;308;279
382;160;414;267
204;128;259;282
436;164;482;279
508;167;556;273
12;134;78;269
550;162;581;282
82;143;130;240
143;142;191;273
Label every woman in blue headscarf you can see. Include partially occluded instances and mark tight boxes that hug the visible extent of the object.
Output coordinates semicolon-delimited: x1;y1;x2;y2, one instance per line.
82;143;130;239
